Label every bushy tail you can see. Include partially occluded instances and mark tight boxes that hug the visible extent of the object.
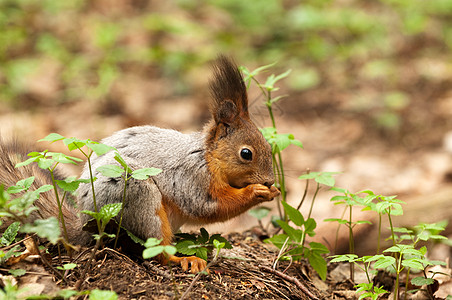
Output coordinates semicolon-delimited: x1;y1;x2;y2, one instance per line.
0;141;89;245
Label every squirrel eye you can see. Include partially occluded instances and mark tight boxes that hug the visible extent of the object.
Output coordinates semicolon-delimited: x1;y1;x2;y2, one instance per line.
240;148;253;161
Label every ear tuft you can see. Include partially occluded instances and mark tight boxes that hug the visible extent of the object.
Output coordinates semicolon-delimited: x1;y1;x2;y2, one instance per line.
214;99;238;125
209;55;248;124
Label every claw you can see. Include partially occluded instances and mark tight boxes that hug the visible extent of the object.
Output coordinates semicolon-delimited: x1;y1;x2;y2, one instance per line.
169;255;208;273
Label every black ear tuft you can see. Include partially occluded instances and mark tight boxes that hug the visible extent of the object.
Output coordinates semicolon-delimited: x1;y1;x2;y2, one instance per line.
209;55;248;125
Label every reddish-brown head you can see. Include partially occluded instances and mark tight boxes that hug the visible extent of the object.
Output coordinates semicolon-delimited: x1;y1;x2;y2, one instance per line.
205;55;275;189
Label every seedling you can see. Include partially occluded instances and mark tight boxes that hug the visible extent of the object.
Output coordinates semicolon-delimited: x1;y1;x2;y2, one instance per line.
96;151;161;248
175;227;232;261
241;64;303;219
143;237;177;260
265;200;329;280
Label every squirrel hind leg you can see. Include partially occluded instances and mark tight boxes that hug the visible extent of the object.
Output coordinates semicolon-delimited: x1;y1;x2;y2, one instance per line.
117;178;168;243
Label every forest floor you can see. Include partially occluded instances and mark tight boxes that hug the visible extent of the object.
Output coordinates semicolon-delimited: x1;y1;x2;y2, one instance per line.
7;230;452;299
3;67;452;299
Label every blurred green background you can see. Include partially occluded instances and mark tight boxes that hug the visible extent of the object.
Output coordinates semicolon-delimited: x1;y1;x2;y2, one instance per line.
1;0;452;147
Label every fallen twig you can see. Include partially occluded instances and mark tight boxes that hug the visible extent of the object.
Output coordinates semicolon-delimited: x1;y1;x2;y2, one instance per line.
180;256;222;300
260;265;319;300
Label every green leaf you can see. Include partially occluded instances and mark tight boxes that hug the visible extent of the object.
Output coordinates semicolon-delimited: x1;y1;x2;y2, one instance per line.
82;210;99;220
304;218;317;236
276;220;302;243
355;220;372;225
56;177;84;192
393;227;413;234
248;207;271;220
63;137;86;151
144;238;162;248
264;234;290;249
86;142;116;156
131;167;162;180
199;228;209;243
114;152;132;174
34;184;54;194
97;165;124;178
58;290;79;299
402;258;424;270
57;263;77;270
315;172;338;187
309;242;329;254
329;254;358;263
374;256;396;269
143;245;164;259
429;234;448;240
38;133;65;143
213;239;225;250
1;222;20;246
209;234;232;249
21;217;61;244
383;245;402;253
274;133;292;152
324;218;348;224
260;127;277;141
8;269;26;277
176;240;197;255
196;247;208;261
163;245;177;256
37;158;54;169
307;251;327;280
281;201;304;226
143;238;176;259
411;276;434;287
89;289;118;300
126;229;145;245
99;203;122;224
15;156;39;168
7;177;35;194
48;152;83;164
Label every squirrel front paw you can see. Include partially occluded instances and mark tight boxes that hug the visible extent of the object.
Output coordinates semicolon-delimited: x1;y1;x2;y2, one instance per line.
249;184;280;202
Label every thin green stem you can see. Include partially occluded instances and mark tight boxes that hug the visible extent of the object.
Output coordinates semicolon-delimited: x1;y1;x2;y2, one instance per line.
276;151;286;203
301;183;319;248
114;171;128;249
49;168;69;244
394;252;402;300
364;262;371;283
388;208;396;246
404;268;410;300
377;213;382;254
333;206;348;254
348;205;355;282
272;155;283;220
86;153;101;233
251;77;269;102
76;146;102;234
307;183;320;220
387;207;400;299
296;170;310;211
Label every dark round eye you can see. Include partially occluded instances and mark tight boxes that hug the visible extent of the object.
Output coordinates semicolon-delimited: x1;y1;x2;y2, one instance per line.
240;148;253;161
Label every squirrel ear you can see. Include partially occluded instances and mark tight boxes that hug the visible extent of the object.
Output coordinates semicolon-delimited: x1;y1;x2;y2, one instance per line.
213;99;239;125
209;55;249;125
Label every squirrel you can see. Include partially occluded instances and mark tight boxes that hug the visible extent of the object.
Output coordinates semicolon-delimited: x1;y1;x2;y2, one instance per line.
0;55;280;273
